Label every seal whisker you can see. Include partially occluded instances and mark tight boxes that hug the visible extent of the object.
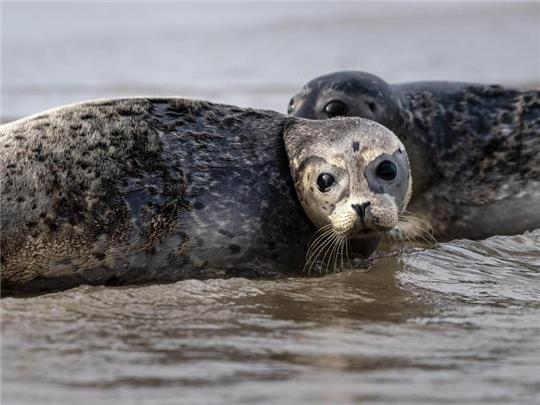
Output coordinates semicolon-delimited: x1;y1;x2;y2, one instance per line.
345;237;353;270
390;212;437;248
328;235;341;274
317;233;340;275
320;233;340;275
338;236;346;272
304;232;338;275
306;227;334;253
304;228;335;268
338;237;344;272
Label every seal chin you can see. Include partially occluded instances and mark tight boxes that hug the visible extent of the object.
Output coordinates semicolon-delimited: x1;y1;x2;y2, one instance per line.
349;220;390;237
349;227;379;238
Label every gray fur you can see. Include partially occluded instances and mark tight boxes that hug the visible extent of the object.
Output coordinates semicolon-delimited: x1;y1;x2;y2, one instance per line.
0;98;409;292
289;71;540;240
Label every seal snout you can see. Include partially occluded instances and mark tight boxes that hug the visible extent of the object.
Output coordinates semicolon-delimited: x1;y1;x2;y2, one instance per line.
351;202;371;222
351;201;376;233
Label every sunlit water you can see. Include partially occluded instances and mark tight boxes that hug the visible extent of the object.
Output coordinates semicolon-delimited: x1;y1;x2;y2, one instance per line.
2;3;540;404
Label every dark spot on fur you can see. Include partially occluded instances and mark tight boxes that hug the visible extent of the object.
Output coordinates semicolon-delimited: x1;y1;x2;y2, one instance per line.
77;160;90;170
229;244;241;254
218;228;235;237
7;163;16;169
193;201;205;210
80;113;94;120
45;219;58;232
105;275;120;286
267;241;276;250
118;108;139;117
352;141;360;152
222;116;241;127
92;252;106;260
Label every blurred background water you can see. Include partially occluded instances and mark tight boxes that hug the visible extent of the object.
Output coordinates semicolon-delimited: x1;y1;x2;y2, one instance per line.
1;2;540;404
2;1;539;122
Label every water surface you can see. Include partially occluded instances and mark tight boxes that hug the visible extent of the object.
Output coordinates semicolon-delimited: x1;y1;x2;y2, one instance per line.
2;3;540;404
2;231;540;404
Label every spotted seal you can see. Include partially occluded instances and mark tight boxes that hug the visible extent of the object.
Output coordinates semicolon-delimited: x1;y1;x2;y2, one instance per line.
288;71;540;240
1;98;412;292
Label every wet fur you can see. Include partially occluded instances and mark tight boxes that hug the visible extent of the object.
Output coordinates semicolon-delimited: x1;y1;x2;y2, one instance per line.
1;99;314;291
1;98;407;292
290;72;540;240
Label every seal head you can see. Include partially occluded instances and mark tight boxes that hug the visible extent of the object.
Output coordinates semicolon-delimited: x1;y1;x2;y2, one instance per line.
285;117;411;240
288;71;406;131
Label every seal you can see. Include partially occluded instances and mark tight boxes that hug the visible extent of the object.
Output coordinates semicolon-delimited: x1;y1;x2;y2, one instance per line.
0;98;412;292
288;71;540;240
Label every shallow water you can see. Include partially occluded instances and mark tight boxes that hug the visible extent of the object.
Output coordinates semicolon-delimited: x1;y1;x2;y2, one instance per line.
2;231;540;404
2;2;540;404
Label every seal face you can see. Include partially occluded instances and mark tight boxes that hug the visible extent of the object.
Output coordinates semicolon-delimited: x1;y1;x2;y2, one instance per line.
0;98;412;292
285;118;412;272
286;118;410;237
288;71;405;132
289;71;540;240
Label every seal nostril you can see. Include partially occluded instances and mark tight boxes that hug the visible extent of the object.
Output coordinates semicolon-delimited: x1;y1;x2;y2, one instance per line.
352;202;371;219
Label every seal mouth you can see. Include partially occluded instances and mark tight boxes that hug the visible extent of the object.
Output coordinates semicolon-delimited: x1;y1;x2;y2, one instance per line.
350;202;394;236
349;227;380;238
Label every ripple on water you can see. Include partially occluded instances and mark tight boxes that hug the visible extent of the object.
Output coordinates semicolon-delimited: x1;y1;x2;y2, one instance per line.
2;231;540;404
398;230;540;307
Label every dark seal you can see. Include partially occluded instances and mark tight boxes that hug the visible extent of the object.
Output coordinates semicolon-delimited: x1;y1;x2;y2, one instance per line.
0;98;411;292
288;71;540;240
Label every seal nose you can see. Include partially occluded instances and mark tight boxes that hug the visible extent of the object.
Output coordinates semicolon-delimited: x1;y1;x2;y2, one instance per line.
352;202;371;220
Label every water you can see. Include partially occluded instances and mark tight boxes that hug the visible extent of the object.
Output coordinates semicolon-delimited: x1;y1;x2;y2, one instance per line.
3;232;540;404
2;2;540;404
2;2;539;121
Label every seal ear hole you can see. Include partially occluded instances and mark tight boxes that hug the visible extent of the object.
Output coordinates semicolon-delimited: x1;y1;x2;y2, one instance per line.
368;102;377;113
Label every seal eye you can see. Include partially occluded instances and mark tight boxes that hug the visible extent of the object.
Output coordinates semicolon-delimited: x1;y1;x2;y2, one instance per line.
324;100;348;118
287;99;295;114
317;173;336;192
376;160;397;181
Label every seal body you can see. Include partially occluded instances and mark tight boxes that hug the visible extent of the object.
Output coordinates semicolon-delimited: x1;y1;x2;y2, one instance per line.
1;99;312;291
1;98;412;292
289;71;540;240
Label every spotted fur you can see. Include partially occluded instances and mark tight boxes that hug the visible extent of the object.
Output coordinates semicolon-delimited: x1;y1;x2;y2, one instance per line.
289;71;540;240
1;98;408;292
